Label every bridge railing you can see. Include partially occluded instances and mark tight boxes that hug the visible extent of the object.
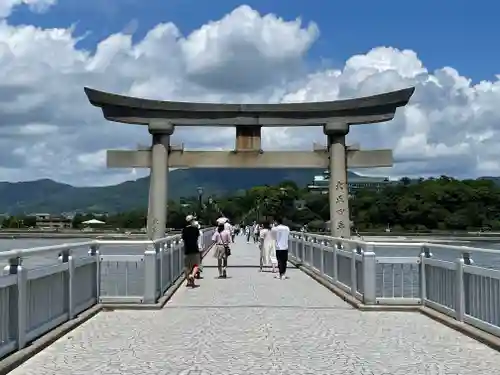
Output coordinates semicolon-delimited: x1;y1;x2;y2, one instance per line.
0;228;215;359
289;231;500;338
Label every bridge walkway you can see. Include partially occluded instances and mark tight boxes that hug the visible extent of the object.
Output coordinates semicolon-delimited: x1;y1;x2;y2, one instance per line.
9;236;500;374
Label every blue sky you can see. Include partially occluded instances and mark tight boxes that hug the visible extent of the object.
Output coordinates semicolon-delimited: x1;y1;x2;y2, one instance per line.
9;0;497;82
1;0;500;185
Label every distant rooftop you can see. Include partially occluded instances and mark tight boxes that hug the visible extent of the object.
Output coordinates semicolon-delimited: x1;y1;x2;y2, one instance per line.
313;174;390;183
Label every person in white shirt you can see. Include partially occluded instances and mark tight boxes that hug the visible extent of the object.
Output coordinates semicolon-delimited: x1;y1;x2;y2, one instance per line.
259;221;277;273
229;223;235;243
245;225;252;243
223;220;235;243
271;217;290;279
252;222;260;244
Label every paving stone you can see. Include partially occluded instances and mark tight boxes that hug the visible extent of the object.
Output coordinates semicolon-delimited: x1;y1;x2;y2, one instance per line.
9;236;500;374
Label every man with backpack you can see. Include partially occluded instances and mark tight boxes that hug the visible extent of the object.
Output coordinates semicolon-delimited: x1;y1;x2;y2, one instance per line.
182;215;201;287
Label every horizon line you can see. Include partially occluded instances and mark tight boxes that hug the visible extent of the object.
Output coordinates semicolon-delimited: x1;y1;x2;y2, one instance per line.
0;172;496;188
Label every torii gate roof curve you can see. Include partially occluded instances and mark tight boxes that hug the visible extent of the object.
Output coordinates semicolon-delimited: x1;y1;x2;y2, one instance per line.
83;87;415;127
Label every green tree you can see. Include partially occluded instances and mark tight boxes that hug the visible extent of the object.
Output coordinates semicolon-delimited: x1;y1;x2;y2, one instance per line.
64;175;500;233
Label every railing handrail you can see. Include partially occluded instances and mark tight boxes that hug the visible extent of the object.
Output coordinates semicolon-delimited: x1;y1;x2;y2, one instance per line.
0;228;215;261
0;241;98;260
291;231;500;255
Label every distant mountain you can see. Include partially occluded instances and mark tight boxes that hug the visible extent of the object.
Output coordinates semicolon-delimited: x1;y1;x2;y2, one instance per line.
478;176;500;186
0;169;367;214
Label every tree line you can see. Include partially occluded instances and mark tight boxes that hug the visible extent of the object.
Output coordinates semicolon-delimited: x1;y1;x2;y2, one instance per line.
352;176;500;232
2;176;499;232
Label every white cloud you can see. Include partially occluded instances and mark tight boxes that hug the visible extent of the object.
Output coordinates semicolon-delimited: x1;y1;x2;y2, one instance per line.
180;5;318;92
0;3;499;186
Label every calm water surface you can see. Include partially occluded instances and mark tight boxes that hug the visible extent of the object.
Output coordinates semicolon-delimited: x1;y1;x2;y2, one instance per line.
0;238;146;269
374;241;500;269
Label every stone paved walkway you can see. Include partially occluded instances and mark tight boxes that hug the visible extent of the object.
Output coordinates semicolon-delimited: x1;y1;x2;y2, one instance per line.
10;236;500;374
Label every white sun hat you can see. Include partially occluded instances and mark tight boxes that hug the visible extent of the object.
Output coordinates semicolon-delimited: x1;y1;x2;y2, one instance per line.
216;217;228;224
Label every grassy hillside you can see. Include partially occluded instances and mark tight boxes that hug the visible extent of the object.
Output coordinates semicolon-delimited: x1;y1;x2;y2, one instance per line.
0;169;368;214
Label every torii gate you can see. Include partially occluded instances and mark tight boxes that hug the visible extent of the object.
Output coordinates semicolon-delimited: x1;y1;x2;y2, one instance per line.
84;87;414;240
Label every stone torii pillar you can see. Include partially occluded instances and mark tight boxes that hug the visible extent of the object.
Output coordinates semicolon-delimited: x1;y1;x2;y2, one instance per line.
324;121;350;238
146;120;174;241
142;120;174;304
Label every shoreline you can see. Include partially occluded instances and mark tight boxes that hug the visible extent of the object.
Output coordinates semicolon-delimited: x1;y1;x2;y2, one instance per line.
0;234;145;240
0;231;498;243
0;231;179;240
362;236;500;243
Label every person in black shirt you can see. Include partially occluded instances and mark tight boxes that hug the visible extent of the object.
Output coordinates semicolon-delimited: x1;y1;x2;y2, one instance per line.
182;215;201;287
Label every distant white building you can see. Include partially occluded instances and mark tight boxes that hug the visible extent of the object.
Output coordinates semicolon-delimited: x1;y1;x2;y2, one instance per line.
308;170;392;195
31;213;71;229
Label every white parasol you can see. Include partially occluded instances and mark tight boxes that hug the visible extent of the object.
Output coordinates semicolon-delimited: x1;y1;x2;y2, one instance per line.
216;217;228;224
82;219;105;225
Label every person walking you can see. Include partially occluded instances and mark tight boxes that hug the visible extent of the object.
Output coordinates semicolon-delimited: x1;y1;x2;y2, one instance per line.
182;215;201;287
271;217;290;279
193;219;203;279
252;222;260;244
212;222;231;278
224;219;235;243
230;223;236;243
259;221;277;273
245;224;252;243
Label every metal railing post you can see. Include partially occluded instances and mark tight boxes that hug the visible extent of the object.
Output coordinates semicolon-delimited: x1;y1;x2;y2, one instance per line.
350;245;357;298
89;243;100;302
456;252;473;322
4;257;27;349
420;245;432;304
168;239;174;284
333;241;340;282
158;242;164;293
455;255;465;322
320;240;325;274
309;237;314;266
293;234;298;257
143;242;158;304
59;248;76;319
298;234;305;262
178;239;183;274
362;243;376;305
